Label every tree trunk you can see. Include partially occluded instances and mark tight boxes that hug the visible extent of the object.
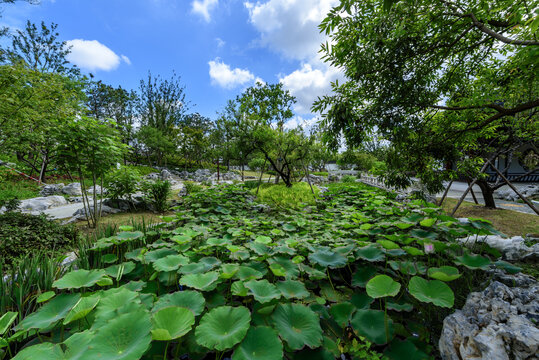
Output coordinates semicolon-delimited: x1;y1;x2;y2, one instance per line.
476;179;496;208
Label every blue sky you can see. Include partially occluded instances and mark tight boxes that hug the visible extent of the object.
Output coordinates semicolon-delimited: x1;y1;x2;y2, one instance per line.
0;0;343;126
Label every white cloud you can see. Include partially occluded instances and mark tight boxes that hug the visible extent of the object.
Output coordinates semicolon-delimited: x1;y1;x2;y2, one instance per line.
192;0;219;22
121;55;131;65
215;37;225;48
66;39;127;72
208;58;255;89
284;115;320;131
244;0;338;61
280;63;343;114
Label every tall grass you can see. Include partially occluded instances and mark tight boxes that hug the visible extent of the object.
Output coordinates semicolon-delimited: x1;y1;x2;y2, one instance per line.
254;182;319;209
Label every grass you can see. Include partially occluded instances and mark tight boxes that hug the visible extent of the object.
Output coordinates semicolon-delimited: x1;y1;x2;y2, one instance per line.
254;182;319;208
311;171;329;176
0;178;40;201
441;197;539;237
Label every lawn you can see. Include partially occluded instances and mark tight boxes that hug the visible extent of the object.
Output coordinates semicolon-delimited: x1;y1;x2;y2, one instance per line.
441;198;539;237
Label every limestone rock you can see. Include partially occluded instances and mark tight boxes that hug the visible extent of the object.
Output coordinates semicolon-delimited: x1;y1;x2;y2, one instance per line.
19;195;68;212
457;235;539;262
39;183;65;196
62;182;82;196
439;280;539;360
495;185;539;201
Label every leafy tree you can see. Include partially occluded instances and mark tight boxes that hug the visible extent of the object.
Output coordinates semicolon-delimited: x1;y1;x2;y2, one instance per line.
314;0;539;207
179;113;213;167
7;21;79;76
57;117;126;228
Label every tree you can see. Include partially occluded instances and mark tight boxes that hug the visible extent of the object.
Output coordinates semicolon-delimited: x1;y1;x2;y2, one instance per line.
7;21;79;76
137;71;189;165
313;0;538;207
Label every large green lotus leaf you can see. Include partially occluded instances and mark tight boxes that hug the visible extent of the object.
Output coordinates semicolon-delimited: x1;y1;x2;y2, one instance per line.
309;249;347;269
63;330;93;360
232;326;283;360
351;291;374;309
350;309;394;345
386;299;413;312
115;231;144;243
329;302;355;328
377;240;401;250
355;246;385;262
180;271;220;291
220;264;240;279
410;229;438;241
408;276;454;308
269;263;287;277
92;288;141;327
178;262;208;274
153;290;206;316
366;275;401;298
394;222;414;230
271;303;322;350
152;255;189;272
494;260;522;274
12;343;65;360
206;237;229;246
144;248;176;262
384;339;429;360
16;293;80;331
248;242;273;256
234;266;264;281
254;235;273;245
300;265;326;280
276;280;310;299
454;253;491;269
101;254;118;264
104;262;136;279
151;306;195;341
268;257;299;279
63;295;100;325
36;291;56;304
0;312;17;335
419;218;436;227
244;280;281;304
282;223;296;232
427;266;462;282
351;265;377;287
84;309;152;360
53;269;107;289
195;306;251;351
200;257;221;269
231;281;249;296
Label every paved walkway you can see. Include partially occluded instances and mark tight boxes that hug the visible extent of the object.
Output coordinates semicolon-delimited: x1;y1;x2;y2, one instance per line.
437;181;538;215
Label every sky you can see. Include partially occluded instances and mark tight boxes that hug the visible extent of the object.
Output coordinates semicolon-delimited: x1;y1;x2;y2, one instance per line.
0;0;344;128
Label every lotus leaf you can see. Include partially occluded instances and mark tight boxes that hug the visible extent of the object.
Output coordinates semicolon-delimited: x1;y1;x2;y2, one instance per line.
195;306;251;351
255;235;273;244
11;343;65;360
271;303;322;350
351;265;377;287
153;290;205;315
232;281;249;296
384;339;429;359
151;306;195;340
356;246;385;262
53;269;107;289
329;302;355;327
351;309;394;345
427;266;461;282
220;263;240;279
105;262;136;279
232;326;283;360
178;262;208;274
282;223;296;232
152;255;189;272
115;231;144;242
0;312;17;335
276;280;310;299
102;254;118;264
408;276;454;308
494;260;521;274
16;293;80;331
245;279;282;303
235;266;264;281
180;271;220;291
36;291;56;303
455;253;491;269
366;275;401;298
84;309;152;360
309;249;347;268
206;237;228;246
63;295;100;325
351;291;374;309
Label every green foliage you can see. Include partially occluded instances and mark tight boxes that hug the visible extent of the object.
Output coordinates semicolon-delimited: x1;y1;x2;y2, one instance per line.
254;182;319;208
141;179;171;213
0;184;507;358
105;166;141;203
124;165;158;177
183;181;203;195
0;212;78;267
341;175;357;183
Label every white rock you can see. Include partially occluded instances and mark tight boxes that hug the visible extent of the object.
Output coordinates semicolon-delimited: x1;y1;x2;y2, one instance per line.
62;182;82;196
19;195;68;212
457;235;539;261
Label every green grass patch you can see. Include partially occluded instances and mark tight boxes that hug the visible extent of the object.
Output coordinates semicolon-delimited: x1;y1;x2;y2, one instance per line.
254;182;319;208
310;171;328;176
0;178;40;201
125;164;159;176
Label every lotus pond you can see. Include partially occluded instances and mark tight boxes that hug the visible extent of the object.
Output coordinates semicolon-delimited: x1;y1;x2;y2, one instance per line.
0;183;517;359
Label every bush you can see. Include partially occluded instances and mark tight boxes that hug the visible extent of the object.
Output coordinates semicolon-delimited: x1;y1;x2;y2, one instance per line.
141;180;171;212
0;212;78;267
105;166;141;202
342;175;357;183
125;164;159;177
255;182;319;208
183;181;203;194
248;157;266;172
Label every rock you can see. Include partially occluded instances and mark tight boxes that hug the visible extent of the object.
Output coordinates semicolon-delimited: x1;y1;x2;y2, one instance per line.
328;173;342;182
318;186;329;194
304;174;325;185
87;185;106;195
145;173;160;180
439;279;539;360
19;196;68;212
160;169;173;180
39;183;65;196
72;204;120;220
62;183;82;196
61;252;78;267
457;235;539;262
495;185;539;201
68;197;83;203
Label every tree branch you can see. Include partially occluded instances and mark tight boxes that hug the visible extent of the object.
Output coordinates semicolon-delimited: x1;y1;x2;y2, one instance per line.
463;12;539;46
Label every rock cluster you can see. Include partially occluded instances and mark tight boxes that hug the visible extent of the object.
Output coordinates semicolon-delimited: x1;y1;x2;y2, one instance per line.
18;196;68;212
303;174;326;184
457;235;539;262
495;185;539;202
439;278;539;360
150;168;241;183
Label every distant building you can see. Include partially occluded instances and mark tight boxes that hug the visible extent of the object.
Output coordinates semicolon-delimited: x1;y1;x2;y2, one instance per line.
486;144;539;183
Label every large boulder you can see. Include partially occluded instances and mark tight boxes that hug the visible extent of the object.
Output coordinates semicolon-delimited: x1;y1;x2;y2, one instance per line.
304;174;325;185
495;185;539;201
72;204;120;220
19;195;68;212
457;235;539;262
39;183;65;196
62;182;82;196
439;279;539;360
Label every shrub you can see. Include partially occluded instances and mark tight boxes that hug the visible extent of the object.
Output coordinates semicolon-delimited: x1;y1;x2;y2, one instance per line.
105;166;141;203
248;157;266;172
125;164;159;177
183;181;203;194
0;212;78;267
141;179;171;212
342;175;357;183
